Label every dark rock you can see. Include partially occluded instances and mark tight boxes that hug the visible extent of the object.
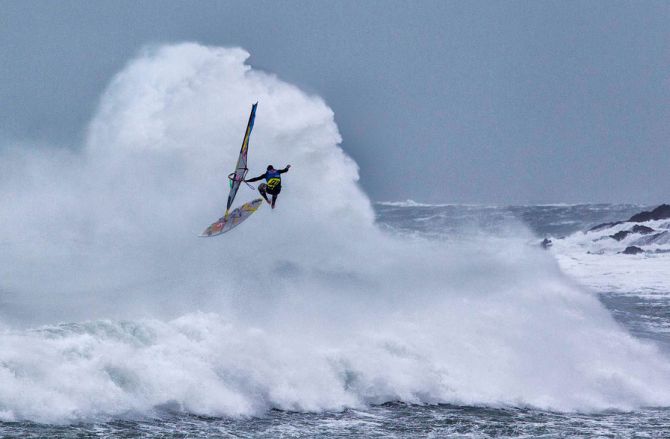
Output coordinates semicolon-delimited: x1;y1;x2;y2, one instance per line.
628;204;670;223
631;225;655;234
609;225;655;241
621;246;644;255
610;231;631;241
631;231;669;246
589;221;623;232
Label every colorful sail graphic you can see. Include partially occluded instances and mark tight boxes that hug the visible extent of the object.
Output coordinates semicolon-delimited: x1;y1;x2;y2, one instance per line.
226;103;257;212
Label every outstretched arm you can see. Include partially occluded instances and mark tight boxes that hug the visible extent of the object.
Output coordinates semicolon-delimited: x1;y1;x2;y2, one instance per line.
278;164;291;174
245;173;266;183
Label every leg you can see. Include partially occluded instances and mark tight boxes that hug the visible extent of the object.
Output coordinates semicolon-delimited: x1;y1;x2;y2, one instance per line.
268;184;281;209
258;183;271;205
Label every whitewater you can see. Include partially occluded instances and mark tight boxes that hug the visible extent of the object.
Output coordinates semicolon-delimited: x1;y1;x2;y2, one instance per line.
1;44;670;434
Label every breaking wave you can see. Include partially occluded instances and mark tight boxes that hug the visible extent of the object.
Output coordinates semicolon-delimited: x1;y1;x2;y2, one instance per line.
1;43;670;423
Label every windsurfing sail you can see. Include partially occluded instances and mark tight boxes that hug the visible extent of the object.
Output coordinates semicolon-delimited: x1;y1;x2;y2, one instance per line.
226;102;257;215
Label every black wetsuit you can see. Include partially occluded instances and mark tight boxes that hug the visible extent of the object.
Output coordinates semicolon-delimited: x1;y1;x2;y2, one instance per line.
246;167;289;195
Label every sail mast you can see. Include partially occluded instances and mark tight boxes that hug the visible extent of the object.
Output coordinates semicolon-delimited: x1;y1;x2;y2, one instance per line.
226;102;257;215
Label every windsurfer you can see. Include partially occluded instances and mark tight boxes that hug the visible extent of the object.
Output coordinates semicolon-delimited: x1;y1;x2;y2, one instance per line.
246;164;291;209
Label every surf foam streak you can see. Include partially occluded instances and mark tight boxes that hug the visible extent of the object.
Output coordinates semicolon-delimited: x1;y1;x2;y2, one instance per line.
1;43;670;422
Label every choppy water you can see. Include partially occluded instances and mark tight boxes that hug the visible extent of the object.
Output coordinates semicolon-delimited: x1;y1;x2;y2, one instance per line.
3;203;670;438
375;202;646;238
2;404;670;438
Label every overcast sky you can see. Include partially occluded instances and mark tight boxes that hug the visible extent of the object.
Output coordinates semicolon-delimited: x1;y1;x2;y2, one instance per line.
2;1;669;204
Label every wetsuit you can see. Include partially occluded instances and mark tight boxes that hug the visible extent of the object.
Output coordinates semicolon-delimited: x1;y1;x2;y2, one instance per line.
246;166;290;208
246;166;289;195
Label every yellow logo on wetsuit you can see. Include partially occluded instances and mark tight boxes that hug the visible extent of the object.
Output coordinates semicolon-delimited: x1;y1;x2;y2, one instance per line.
267;177;281;190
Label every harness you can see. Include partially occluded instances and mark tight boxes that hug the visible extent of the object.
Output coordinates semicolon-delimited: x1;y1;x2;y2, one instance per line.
265;170;281;190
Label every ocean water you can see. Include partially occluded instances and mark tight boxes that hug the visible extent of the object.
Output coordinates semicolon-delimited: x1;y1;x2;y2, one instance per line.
1;44;670;437
1;203;669;437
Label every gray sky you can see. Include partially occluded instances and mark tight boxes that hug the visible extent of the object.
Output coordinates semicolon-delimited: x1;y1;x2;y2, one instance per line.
1;1;669;204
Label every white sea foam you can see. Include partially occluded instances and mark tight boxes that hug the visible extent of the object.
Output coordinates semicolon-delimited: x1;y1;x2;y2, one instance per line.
1;43;670;423
552;220;670;294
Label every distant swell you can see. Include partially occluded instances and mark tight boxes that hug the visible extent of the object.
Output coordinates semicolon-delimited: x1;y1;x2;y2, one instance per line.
1;43;670;423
